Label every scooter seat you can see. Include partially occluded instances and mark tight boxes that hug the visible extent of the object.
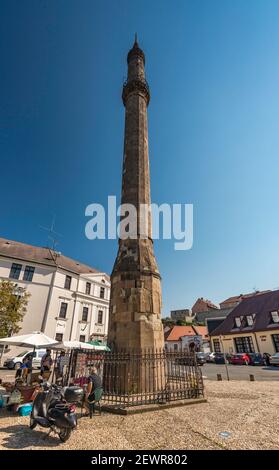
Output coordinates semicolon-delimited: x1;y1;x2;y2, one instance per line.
35;416;51;428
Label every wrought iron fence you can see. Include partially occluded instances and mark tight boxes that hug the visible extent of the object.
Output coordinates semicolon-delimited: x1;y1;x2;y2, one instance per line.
53;349;204;408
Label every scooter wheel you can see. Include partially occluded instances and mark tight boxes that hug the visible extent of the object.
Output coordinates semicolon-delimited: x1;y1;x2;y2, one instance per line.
58;427;71;442
30;417;37;430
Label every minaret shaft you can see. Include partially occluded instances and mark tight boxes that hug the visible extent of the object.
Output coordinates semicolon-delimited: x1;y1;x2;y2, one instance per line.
108;39;164;351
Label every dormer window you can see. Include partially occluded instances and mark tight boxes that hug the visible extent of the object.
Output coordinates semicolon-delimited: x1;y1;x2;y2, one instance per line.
270;311;279;324
246;315;254;327
234;317;241;328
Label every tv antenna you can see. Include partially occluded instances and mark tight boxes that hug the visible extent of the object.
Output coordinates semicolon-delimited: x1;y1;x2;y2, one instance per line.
39;215;62;251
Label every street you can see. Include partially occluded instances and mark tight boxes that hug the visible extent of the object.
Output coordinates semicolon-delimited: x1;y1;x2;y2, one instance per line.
1;363;279;383
202;363;279;381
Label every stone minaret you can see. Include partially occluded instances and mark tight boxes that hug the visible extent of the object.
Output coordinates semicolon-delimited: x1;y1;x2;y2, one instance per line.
108;37;164;351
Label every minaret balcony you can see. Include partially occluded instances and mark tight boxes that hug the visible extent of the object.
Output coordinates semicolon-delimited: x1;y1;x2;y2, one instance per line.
122;78;150;106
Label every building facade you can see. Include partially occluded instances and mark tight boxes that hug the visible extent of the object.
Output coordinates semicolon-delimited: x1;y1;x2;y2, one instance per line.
210;290;279;355
192;298;219;315
170;309;193;322
0;238;110;352
165;325;208;352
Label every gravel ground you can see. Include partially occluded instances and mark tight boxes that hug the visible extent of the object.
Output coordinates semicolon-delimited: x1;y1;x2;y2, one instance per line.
0;380;278;450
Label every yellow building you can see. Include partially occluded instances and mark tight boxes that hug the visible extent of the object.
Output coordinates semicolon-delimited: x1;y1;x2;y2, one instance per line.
210;290;279;355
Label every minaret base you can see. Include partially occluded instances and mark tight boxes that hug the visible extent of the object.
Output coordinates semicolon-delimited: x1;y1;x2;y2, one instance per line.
108;270;164;352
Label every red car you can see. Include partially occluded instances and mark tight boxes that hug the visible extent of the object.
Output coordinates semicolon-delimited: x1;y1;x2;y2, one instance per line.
230;353;251;365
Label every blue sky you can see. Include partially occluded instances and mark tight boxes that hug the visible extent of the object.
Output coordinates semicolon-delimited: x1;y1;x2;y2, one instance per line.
1;0;279;315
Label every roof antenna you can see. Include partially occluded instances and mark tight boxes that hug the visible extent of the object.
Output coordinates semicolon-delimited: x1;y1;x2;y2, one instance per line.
39;214;62;252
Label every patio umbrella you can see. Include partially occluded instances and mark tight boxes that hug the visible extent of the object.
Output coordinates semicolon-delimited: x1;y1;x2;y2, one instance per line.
50;340;96;350
0;331;58;371
86;341;110;351
0;331;58;348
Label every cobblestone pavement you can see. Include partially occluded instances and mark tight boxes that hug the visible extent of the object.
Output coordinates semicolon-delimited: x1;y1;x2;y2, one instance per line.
0;381;278;450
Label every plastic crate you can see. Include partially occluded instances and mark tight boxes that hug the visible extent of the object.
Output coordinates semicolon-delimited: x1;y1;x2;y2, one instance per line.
18;403;32;416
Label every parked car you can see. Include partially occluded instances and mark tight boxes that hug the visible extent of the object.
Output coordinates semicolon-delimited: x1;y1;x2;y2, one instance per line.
230;353;250;365
196;352;208;366
3;349;46;370
174;352;207;366
247;353;265;366
214;353;226;364
206;352;217;363
270;352;279;366
214;353;232;364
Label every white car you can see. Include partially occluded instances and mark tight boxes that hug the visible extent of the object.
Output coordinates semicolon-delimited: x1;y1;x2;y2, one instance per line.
3;349;46;370
270;352;279;366
206;352;217;363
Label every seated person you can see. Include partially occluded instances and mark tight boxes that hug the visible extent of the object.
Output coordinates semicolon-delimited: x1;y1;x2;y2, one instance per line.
84;367;102;417
15;357;29;380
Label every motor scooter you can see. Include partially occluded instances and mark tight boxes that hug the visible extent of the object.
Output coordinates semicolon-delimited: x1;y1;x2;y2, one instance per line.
30;382;83;442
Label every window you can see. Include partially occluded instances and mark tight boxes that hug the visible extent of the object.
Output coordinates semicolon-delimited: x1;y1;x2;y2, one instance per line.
234;317;241;328
173;343;178;351
272;334;279;352
97;310;103;324
9;263;22;280
64;275;72;290
82;307;89;322
55;333;63;342
246;315;254;327
85;282;91;295
23;265;35;282
234;336;255;353
213;339;221;353
270;311;279;324
100;286;105;299
59;302;68;319
79;335;86;342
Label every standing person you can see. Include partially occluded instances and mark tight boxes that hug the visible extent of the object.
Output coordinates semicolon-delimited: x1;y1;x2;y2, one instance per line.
55;350;66;383
41;348;53;378
25;354;34;385
85;366;102;418
243;353;250;365
263;352;271;366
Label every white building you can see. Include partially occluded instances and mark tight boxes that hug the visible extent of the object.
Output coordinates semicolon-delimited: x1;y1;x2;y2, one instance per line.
0;237;110;352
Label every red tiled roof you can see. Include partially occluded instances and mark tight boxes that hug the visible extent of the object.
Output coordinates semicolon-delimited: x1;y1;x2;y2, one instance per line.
220;290;270;307
192;298;219;313
193;325;208;339
165;326;196;342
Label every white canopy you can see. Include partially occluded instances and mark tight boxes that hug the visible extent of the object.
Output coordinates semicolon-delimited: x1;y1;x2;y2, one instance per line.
0;331;58;348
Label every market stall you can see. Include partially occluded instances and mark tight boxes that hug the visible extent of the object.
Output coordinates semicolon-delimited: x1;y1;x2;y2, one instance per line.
0;331;58;414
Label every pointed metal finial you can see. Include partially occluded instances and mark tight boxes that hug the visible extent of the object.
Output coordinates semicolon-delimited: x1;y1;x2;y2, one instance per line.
134;32;138;45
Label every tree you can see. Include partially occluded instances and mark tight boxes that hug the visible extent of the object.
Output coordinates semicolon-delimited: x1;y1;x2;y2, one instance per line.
162;317;175;328
0;280;30;338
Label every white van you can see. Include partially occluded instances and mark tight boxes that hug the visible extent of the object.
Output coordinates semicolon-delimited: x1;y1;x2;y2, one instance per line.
3;349;47;370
